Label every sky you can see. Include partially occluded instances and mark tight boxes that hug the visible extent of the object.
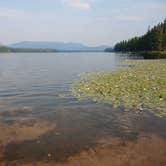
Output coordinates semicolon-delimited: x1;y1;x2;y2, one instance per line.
0;0;166;46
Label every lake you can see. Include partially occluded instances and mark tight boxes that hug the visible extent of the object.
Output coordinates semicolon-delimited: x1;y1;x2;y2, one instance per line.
0;52;166;166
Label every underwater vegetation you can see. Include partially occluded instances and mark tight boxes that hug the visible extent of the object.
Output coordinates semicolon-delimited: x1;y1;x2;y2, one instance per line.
72;60;166;117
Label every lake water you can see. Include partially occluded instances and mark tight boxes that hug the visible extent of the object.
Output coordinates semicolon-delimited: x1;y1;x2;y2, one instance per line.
0;52;133;117
0;52;166;165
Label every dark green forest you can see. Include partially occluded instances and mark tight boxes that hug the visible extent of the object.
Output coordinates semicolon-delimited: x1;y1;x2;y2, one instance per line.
0;46;57;53
114;19;166;52
0;46;11;52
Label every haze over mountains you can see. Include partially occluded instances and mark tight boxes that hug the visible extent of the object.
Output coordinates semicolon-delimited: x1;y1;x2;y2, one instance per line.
9;41;110;51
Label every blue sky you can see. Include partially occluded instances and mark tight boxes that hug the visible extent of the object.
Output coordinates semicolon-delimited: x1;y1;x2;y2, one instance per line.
0;0;166;46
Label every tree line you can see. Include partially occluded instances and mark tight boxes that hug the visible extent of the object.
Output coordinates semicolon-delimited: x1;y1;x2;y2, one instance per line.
114;19;166;52
0;46;57;53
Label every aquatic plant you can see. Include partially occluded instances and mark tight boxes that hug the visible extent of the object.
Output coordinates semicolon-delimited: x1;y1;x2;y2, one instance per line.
72;60;166;117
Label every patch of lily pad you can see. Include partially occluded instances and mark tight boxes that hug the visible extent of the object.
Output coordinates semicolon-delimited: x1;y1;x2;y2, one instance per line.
72;60;166;117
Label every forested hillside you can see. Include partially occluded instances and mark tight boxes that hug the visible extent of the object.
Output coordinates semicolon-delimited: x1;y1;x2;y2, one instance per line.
0;46;11;52
0;46;57;53
114;19;166;52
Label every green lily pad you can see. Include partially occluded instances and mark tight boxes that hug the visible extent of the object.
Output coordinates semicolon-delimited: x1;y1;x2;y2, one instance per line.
72;60;166;117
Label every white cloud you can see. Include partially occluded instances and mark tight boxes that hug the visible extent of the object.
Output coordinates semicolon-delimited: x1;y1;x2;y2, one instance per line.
63;0;95;10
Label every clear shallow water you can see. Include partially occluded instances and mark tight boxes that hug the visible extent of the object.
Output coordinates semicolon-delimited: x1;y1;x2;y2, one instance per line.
0;52;166;163
0;52;130;116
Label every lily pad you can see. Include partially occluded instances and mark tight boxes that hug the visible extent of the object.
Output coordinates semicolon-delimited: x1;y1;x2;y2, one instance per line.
72;60;166;117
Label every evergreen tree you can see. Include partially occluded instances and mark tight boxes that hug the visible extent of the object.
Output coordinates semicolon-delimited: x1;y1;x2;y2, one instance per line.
114;19;166;52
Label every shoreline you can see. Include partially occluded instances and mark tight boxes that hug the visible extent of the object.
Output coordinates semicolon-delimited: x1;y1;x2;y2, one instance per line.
111;51;166;59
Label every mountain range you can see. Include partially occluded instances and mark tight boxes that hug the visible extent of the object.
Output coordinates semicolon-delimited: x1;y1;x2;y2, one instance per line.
9;41;110;52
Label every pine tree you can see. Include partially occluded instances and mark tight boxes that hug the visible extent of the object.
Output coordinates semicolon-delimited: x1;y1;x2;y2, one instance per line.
114;19;166;52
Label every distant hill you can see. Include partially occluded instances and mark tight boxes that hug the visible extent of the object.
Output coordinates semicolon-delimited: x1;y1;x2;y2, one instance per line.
104;47;114;52
9;41;109;51
0;43;57;53
0;45;11;52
